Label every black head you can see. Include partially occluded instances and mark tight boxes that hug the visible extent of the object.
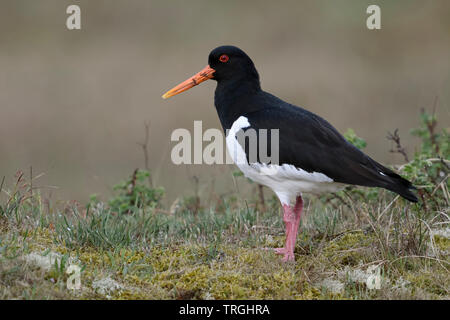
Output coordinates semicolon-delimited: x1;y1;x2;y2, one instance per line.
208;45;260;82
162;45;260;99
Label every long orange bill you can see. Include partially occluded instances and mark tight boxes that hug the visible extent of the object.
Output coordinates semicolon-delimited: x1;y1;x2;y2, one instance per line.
162;65;215;99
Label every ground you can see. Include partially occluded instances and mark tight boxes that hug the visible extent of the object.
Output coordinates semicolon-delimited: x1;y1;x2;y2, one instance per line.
0;193;448;300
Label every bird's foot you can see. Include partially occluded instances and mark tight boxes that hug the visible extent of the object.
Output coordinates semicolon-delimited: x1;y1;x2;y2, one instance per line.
273;247;287;255
272;248;295;262
281;251;295;262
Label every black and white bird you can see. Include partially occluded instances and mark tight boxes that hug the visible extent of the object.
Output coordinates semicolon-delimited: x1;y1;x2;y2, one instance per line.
162;45;418;262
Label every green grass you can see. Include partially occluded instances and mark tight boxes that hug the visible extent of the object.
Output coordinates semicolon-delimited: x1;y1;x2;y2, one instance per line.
0;183;448;299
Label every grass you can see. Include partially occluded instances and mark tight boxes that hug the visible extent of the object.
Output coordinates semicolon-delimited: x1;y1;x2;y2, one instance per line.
0;180;448;300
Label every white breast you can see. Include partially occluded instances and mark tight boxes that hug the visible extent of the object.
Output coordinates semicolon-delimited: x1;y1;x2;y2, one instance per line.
226;116;344;205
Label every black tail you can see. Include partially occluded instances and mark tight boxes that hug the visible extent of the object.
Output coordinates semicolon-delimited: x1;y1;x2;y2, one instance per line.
385;176;418;202
376;164;418;202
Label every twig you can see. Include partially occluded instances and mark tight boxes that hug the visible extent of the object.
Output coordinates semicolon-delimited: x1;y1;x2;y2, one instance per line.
377;195;399;222
388;255;449;271
386;129;409;162
417;189;428;213
421;105;440;154
332;191;352;209
419;218;439;259
137;121;153;187
440;183;449;206
431;174;449;196
0;176;5;196
439;157;450;173
128;169;138;195
126;168;139;214
186;166;201;215
257;184;266;212
30;166;33;197
6;171;24;207
192;175;200;215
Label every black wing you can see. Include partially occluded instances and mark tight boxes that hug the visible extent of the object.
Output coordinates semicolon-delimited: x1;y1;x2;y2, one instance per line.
237;92;417;202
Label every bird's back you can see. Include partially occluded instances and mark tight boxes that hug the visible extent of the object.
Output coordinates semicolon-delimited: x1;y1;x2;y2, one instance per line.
223;91;417;202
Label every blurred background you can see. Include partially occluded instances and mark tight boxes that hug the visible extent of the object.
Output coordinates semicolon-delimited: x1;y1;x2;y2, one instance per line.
0;0;449;206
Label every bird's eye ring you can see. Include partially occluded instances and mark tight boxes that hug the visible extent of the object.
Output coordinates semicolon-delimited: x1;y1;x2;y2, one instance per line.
219;54;229;63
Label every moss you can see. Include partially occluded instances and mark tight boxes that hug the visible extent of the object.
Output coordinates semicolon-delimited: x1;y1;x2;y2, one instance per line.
1;200;448;300
28;227;56;250
404;271;448;297
114;289;149;300
129;243;328;300
0;221;374;300
78;250;110;268
322;231;371;266
433;235;450;252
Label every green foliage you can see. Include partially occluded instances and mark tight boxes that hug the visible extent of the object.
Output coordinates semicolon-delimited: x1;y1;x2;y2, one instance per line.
55;203;279;250
338;110;449;210
107;169;164;214
344;128;367;150
410;111;449;158
232;170;244;177
401;110;449;207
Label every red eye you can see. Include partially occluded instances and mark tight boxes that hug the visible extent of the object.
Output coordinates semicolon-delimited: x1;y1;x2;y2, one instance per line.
219;54;229;63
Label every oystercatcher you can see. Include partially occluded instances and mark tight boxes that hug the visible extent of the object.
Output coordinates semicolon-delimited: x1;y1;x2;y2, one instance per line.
162;45;417;262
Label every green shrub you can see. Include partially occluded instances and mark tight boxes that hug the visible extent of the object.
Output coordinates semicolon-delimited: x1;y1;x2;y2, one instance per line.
107;169;164;214
328;109;449;209
344;128;367;150
403;110;449;204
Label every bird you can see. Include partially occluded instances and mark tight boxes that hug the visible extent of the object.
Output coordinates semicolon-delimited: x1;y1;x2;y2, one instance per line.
162;45;418;262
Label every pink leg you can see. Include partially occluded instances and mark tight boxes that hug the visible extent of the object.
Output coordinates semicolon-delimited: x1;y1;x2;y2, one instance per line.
273;206;293;256
274;196;303;262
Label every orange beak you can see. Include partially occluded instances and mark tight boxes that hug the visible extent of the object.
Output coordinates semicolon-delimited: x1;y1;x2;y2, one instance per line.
162;65;216;99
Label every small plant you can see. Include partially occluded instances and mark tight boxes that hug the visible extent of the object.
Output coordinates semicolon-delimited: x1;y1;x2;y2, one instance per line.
335;108;449;208
107;169;164;214
344;128;367;150
402;109;449;209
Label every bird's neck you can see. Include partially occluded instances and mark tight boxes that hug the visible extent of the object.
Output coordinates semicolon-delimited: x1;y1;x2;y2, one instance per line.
214;78;261;130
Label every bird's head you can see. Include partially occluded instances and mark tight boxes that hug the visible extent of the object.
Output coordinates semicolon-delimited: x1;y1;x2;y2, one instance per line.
162;45;259;99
